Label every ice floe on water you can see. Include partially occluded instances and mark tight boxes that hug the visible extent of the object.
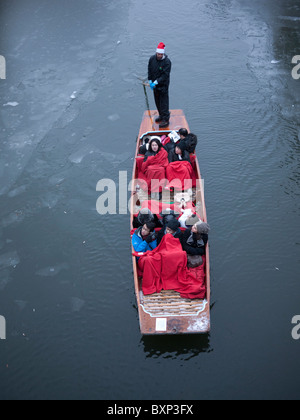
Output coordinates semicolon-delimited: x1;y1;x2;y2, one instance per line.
36;263;69;277
0;251;20;290
68;145;131;166
7;185;27;198
39;191;60;209
68;145;96;164
0;270;11;291
3;102;19;107
0;251;20;270
48;172;66;186
70;297;85;312
14;300;28;311
1;211;25;228
107;113;120;122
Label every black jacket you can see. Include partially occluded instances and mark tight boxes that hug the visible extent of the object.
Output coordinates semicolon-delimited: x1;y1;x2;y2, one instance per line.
168;149;191;163
184;134;198;154
148;55;171;93
180;229;208;256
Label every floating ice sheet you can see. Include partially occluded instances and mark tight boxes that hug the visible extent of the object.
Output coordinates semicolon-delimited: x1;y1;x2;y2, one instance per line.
0;251;20;270
70;297;85;312
36;263;69;277
3;102;19;107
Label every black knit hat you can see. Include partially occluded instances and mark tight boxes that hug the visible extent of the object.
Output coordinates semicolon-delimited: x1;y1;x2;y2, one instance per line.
166;218;180;232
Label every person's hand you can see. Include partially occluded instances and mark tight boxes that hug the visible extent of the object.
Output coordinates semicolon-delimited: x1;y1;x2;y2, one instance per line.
150;81;158;91
145;232;156;243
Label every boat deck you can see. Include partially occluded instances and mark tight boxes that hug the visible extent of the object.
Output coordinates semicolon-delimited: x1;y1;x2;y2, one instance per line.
140;290;207;317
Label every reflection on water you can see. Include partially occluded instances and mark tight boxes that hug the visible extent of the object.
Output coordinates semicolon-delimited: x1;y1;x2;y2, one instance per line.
141;333;211;360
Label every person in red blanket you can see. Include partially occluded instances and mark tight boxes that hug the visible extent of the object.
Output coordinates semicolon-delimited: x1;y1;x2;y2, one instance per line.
181;221;210;256
165;140;194;191
135;233;207;299
141;138;169;198
168;140;191;163
156;218;182;245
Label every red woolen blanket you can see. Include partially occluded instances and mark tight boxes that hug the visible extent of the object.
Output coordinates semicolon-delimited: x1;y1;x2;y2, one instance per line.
134;234;206;299
165;160;195;190
140;148;169;192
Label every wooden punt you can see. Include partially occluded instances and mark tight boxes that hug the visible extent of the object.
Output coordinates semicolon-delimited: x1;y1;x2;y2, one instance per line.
130;109;210;335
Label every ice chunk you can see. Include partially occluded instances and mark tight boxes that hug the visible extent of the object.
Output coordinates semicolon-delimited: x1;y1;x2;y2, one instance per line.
0;251;20;270
68;146;95;164
70;297;85;312
7;185;27;198
107;113;120;122
36;263;69;277
0;270;10;291
14;300;28;311
1;211;25;228
3;102;19;107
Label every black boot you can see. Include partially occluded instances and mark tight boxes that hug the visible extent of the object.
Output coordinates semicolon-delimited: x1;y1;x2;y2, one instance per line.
159;120;169;128
155;116;162;123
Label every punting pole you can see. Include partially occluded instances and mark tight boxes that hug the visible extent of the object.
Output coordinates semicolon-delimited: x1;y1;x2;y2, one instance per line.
134;74;155;130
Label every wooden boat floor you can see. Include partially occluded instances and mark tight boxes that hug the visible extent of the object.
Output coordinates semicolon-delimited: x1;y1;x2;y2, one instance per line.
140;289;207;318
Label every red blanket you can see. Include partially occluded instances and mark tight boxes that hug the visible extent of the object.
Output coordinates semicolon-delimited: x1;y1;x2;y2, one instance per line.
165;161;195;191
139;199;196;217
135;234;206;299
140;148;169;192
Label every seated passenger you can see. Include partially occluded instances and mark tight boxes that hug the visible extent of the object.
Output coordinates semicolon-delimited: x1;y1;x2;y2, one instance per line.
178;128;188;140
165;141;194;191
132;208;162;229
157;218;182;245
181;221;210;256
138;136;150;155
132;221;157;254
184;133;198;154
143;137;163;162
168;141;191;163
141;138;169;194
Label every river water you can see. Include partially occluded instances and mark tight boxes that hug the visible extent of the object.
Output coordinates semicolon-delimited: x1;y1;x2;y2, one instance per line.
0;0;299;400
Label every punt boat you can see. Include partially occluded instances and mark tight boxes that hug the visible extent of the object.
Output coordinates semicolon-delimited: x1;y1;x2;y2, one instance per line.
130;109;210;335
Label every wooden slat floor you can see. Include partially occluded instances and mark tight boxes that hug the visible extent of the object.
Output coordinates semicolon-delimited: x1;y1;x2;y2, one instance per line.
140;290;206;317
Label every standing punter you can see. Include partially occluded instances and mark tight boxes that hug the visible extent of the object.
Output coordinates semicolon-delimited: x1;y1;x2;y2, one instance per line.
148;42;172;128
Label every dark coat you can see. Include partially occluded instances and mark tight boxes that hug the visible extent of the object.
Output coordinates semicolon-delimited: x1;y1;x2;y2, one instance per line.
148;55;171;93
184;134;198;154
168;148;191;163
180;229;208;256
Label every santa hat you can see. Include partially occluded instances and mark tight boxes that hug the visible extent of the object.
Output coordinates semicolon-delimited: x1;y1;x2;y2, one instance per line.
156;42;165;54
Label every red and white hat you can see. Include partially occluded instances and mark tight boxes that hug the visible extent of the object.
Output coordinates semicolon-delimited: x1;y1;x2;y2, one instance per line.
156;42;165;54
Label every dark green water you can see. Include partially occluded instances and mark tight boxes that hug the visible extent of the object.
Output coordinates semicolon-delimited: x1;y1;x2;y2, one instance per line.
0;0;299;400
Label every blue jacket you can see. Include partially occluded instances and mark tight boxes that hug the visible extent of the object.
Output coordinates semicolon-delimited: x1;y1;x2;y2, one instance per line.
132;227;157;254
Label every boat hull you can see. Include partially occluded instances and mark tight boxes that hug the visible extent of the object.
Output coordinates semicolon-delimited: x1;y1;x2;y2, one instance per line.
131;109;210;335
